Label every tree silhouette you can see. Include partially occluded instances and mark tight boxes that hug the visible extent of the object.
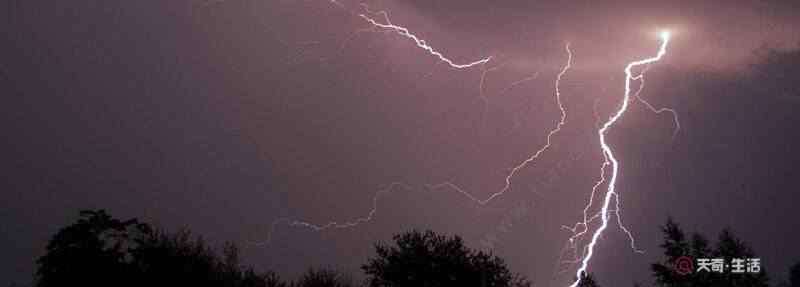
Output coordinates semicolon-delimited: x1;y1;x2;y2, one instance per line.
36;209;287;287
777;261;800;287
264;270;289;287
362;230;531;287
132;228;237;285
650;218;769;287
35;209;148;287
791;262;800;287
576;272;600;287
293;268;354;287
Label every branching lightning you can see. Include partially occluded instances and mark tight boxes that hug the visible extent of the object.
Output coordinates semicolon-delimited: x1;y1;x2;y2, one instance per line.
632;74;681;140
262;42;574;244
472;42;572;205
262;2;682;285
565;31;671;287
557;53;679;277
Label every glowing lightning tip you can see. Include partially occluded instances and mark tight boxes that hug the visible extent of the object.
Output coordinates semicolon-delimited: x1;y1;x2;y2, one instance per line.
659;30;671;40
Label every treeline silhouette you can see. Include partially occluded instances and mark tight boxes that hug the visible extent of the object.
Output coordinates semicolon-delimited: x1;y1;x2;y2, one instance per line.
33;210;800;287
33;210;531;287
35;210;279;287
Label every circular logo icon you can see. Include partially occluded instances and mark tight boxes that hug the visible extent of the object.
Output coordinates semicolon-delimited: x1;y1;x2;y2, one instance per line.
674;256;694;275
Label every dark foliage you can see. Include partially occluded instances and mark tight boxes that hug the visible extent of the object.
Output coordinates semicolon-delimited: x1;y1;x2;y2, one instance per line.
293;268;355;287
35;210;283;287
791;262;800;287
576;272;600;287
362;230;530;287
777;261;800;287
35;210;148;287
650;218;769;287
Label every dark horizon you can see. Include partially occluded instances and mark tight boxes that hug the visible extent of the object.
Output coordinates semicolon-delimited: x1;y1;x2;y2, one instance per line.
2;0;800;286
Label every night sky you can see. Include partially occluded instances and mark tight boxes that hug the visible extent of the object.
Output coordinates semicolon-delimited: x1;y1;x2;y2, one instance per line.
2;0;800;286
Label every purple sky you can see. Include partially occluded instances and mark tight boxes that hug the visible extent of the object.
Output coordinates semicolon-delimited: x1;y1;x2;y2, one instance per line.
2;0;800;286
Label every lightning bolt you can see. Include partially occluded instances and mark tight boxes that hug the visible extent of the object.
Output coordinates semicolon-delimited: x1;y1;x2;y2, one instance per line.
357;7;492;69
566;31;671;287
557;59;679;276
260;4;679;286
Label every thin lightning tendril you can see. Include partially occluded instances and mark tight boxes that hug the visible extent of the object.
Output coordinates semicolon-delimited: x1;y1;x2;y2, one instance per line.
480;65;543;133
257;182;412;246
387;43;570;208
475;43;572;205
567;32;670;287
257;2;502;245
633;75;681;140
262;43;573;244
357;12;492;69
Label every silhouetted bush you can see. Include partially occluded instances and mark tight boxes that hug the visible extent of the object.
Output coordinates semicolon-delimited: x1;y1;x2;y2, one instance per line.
577;272;600;287
35;210;286;287
293;268;355;287
35;210;148;287
362;229;531;287
790;262;800;287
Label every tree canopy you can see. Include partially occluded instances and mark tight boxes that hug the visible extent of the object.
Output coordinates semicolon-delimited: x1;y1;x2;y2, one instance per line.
650;218;769;287
35;209;281;287
38;210;799;287
361;229;530;287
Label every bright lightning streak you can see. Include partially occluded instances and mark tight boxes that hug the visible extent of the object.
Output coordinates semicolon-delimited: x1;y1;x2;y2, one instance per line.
659;30;671;40
268;1;491;70
567;31;670;287
357;13;492;69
